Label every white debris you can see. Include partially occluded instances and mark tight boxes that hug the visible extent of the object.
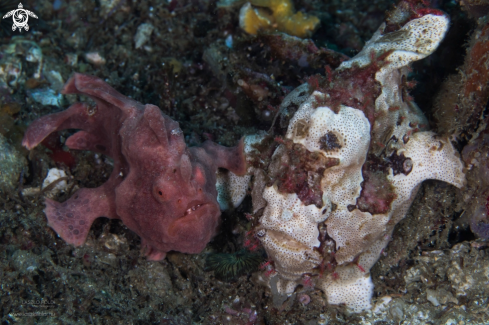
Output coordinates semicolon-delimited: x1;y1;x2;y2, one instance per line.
134;23;154;49
85;52;106;65
42;168;69;197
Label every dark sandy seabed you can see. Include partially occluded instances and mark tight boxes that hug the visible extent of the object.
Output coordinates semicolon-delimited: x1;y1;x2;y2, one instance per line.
0;0;489;324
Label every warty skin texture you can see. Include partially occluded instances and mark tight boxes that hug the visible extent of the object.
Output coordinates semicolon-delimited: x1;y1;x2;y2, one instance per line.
23;73;247;261
219;11;466;313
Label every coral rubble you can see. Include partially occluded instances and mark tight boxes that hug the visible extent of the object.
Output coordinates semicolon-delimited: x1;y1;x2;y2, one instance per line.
0;133;26;193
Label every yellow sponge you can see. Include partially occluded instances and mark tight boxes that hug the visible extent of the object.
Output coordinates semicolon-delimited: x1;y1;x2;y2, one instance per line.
239;3;273;36
239;0;319;38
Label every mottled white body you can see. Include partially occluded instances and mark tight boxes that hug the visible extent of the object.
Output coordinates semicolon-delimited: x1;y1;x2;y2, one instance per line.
219;14;465;312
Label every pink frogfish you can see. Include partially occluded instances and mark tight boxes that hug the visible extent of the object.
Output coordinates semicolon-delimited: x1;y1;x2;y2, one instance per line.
23;73;247;260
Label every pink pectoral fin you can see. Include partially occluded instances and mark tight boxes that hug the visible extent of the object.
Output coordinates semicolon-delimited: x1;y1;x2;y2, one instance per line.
44;186;117;246
202;138;247;175
22;103;88;150
65;131;107;153
145;250;167;261
141;238;167;261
